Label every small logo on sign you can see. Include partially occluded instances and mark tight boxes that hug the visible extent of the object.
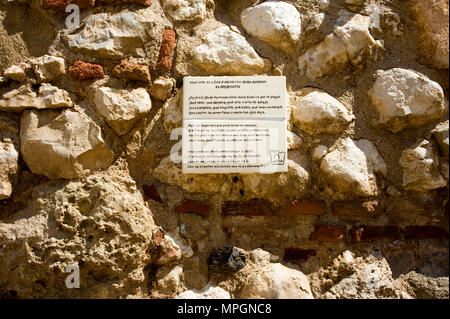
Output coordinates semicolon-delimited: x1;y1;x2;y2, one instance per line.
270;150;286;165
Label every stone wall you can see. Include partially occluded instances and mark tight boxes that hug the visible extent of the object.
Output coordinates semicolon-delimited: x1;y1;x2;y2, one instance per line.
0;0;448;299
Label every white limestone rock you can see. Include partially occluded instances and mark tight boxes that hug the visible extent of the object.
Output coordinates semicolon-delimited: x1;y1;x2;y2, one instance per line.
29;55;66;83
161;0;206;22
320;138;387;197
157;230;193;265
292;89;354;135
287;131;303;150
240;151;310;198
312;145;328;161
163;89;183;133
0;84;73;112
298;13;381;80
399;139;447;191
368;68;446;133
63;11;164;59
238;263;314;299
150;77;176;101
175;285;231;299
3;62;29;82
94;87;152;136
193;26;267;75
20;109;114;179
241;1;301;52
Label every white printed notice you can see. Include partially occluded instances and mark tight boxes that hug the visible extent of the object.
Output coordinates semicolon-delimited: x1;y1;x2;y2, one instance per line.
182;76;288;174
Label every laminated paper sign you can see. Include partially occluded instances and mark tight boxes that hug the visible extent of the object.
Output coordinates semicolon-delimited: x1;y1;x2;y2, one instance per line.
182;76;288;174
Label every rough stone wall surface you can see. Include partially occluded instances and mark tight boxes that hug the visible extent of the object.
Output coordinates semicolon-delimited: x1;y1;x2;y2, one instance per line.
0;0;448;299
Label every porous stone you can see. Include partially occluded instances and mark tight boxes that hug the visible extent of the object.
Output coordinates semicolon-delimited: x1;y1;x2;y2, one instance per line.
397;272;449;299
411;0;449;69
309;251;400;299
292;89;354;135
193;26;267;75
175;285;231;299
0;170;158;298
298;13;381;80
150;77;175;101
208;247;247;274
368;68;446;133
433;121;449;157
0;84;73;112
399;139;447;191
68;61;105;81
156;265;184;296
320;138;387;197
3;63;29;82
94;87;152;136
20;109;114;179
63;10;164;58
238;263;313;299
0;116;19;200
241;1;301;52
161;0;206;22
29;55;66;83
113;61;151;83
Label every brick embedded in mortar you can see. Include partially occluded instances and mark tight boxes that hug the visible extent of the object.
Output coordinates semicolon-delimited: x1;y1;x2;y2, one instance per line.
309;225;346;242
68;61;105;81
43;0;96;11
404;226;449;240
285;199;326;216
157;29;176;71
174;200;211;217
350;226;400;242
284;248;317;262
221;199;275;217
332;200;382;218
143;184;161;202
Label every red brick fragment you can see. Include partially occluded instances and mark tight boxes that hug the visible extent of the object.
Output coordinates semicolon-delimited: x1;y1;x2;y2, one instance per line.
309;225;346;242
43;0;95;11
113;61;151;82
350;226;400;242
68;61;105;81
284;248;316;262
175;200;211;217
143;184;161;202
404;226;449;240
285;199;326;216
157;29;176;71
332;200;382;218
221;199;275;217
